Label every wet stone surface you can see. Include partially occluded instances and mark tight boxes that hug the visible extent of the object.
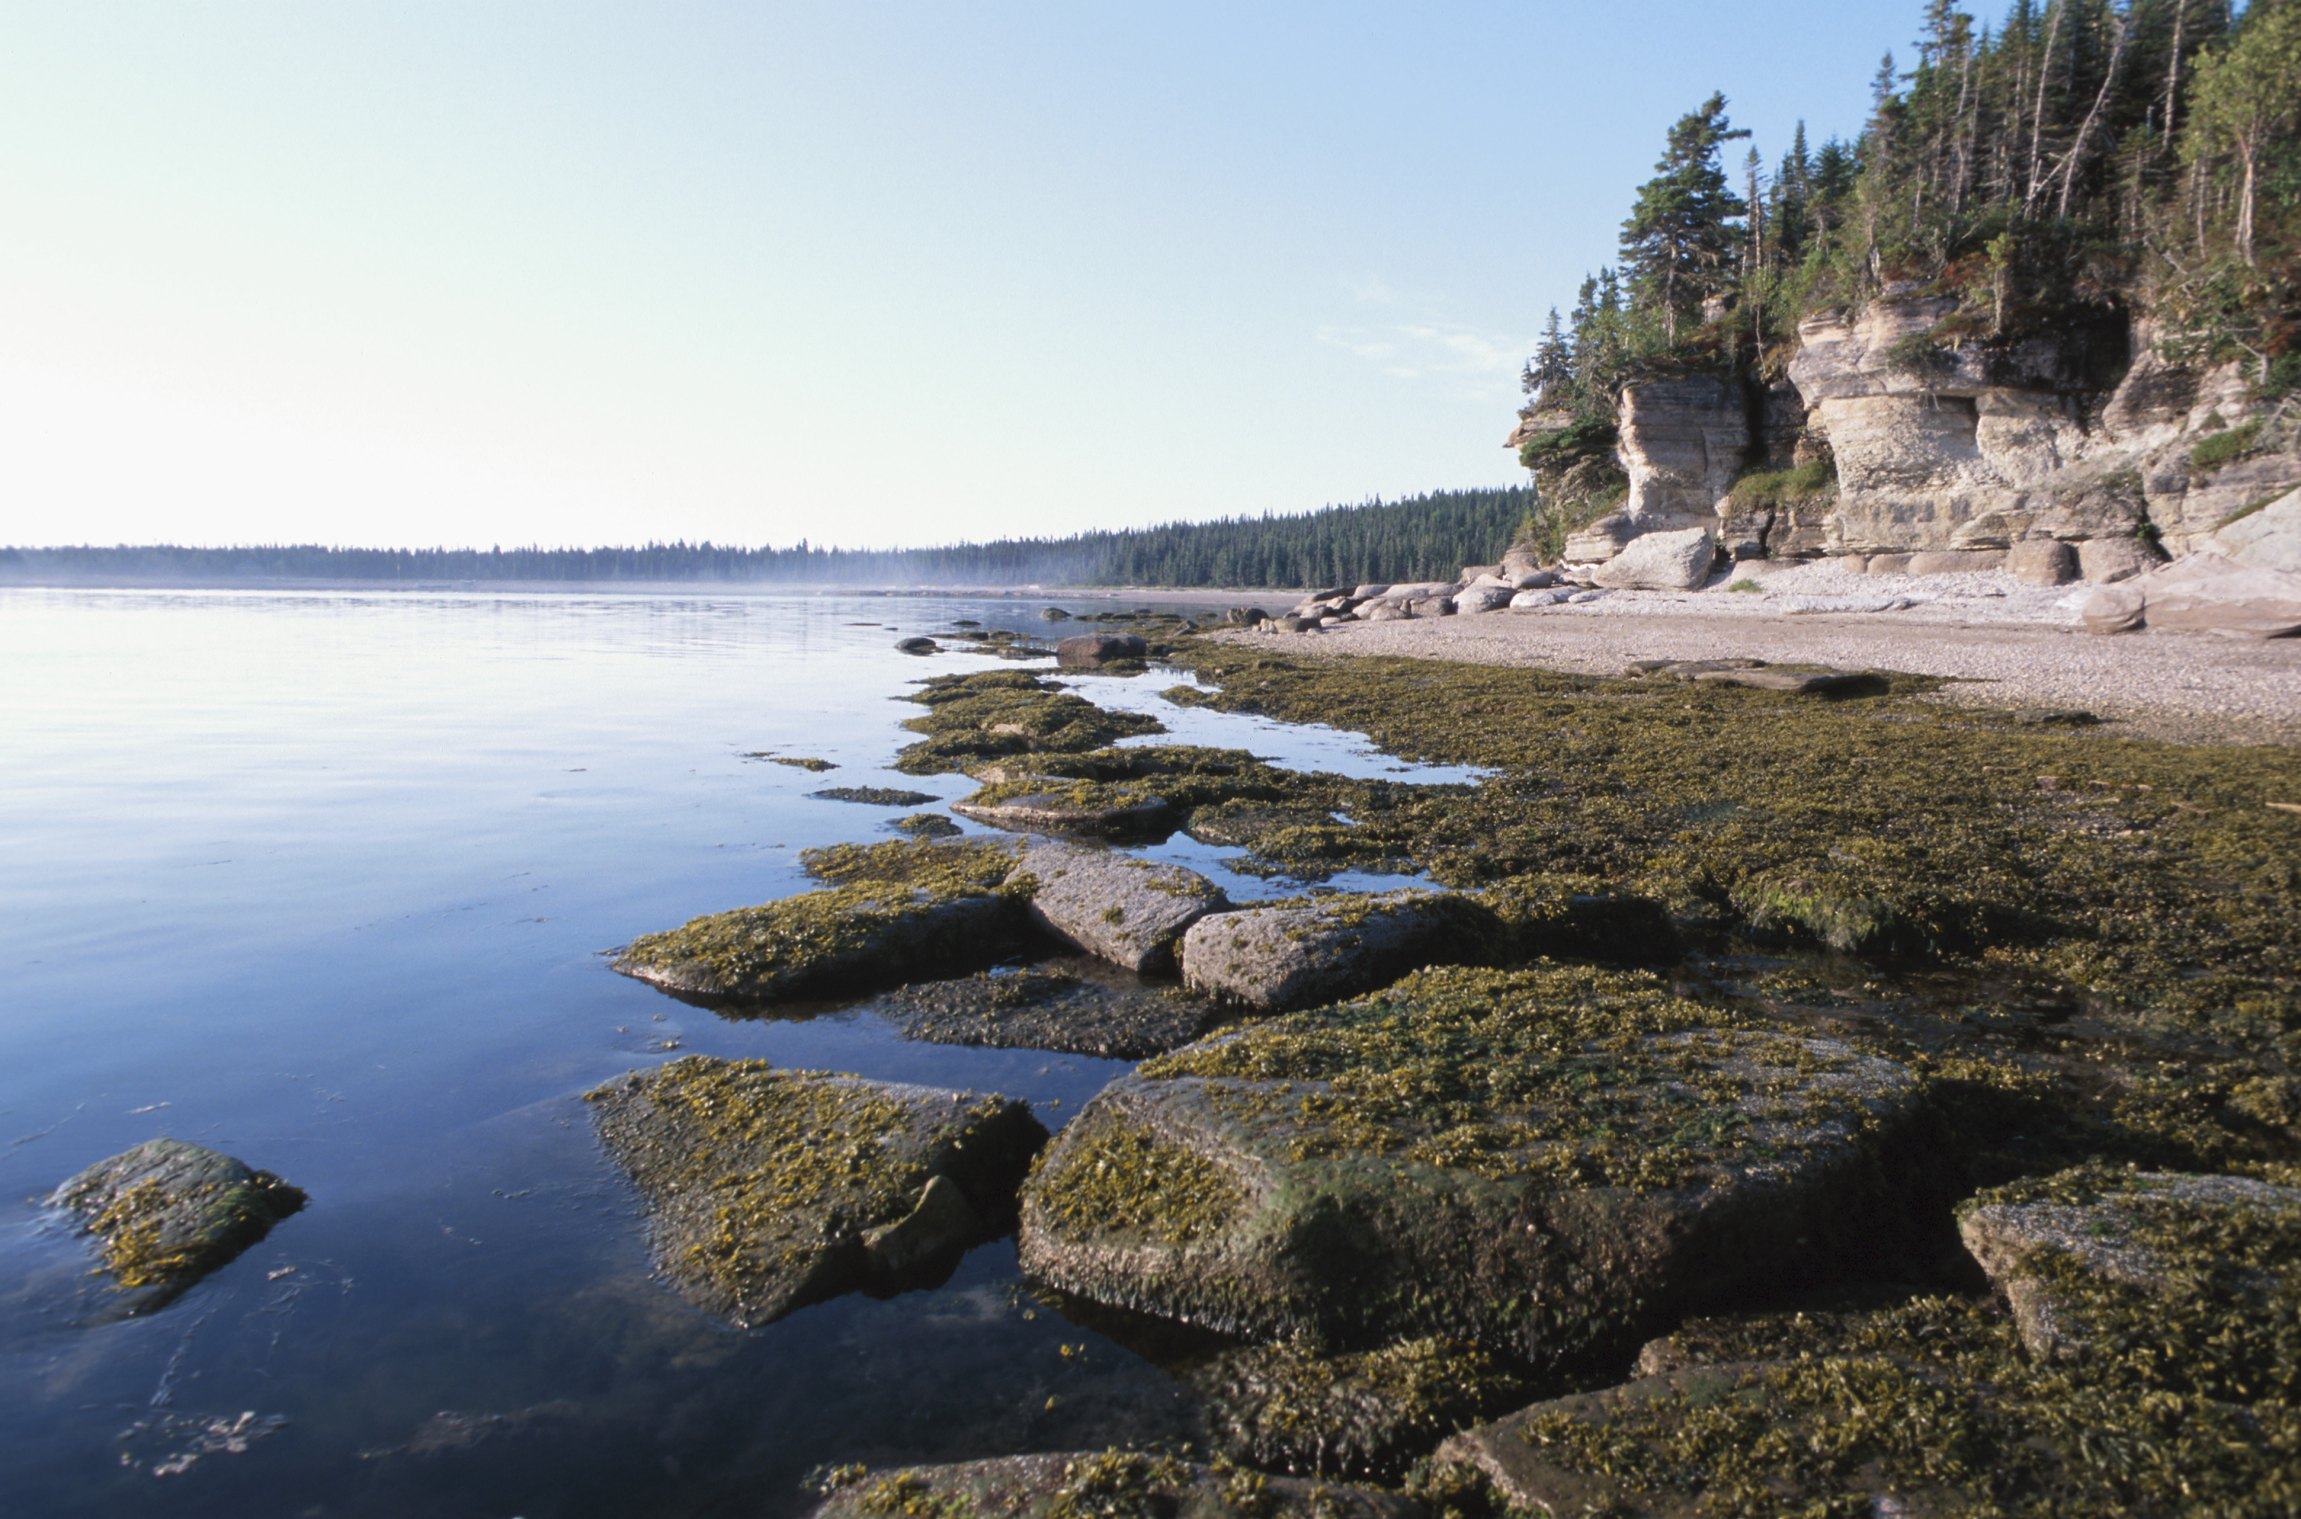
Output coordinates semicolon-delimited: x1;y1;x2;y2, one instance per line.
882;957;1231;1060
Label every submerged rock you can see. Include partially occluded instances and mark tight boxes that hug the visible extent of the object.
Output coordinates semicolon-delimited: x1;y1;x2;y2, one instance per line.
895;637;941;654
810;1450;1414;1519
1007;839;1228;974
809;785;940;808
49;1138;305;1309
1958;1166;2301;1365
1018;966;1928;1366
890;812;963;839
883;960;1228;1059
1177;890;1488;1012
1055;633;1149;668
953;783;1175;839
614;840;1024;1002
588;1057;1046;1327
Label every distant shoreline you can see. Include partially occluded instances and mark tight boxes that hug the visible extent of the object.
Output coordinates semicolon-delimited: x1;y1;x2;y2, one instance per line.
0;575;1293;604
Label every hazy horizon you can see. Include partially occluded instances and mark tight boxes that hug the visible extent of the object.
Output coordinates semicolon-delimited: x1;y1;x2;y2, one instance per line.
4;2;1898;552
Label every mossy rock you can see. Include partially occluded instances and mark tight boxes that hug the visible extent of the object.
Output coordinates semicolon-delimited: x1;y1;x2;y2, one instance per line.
883;961;1229;1060
1008;840;1230;975
615;841;1028;1003
1176;891;1492;1012
810;1450;1416;1519
894;671;1163;776
1190;1335;1529;1483
49;1138;305;1310
812;786;941;808
953;784;1177;840
1018;966;1930;1366
1958;1165;2301;1373
588;1057;1047;1327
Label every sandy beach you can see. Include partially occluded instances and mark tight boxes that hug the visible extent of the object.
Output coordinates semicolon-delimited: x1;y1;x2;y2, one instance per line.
1221;562;2301;746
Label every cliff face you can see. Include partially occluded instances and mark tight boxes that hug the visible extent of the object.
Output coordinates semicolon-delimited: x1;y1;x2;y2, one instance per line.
1556;289;2299;573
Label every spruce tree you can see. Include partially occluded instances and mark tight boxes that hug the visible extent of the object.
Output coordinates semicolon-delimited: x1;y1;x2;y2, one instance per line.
1618;93;1751;343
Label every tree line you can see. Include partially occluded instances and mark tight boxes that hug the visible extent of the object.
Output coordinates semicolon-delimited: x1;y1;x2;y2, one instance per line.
1521;0;2298;456
1;487;1532;591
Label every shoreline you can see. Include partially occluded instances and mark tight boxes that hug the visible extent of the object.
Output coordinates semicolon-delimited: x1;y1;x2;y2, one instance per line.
0;575;1293;604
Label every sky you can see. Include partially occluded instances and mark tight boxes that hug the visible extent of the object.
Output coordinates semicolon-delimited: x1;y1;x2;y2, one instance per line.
1;2;1917;551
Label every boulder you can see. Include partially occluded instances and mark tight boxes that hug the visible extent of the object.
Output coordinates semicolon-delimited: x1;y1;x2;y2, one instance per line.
1404;595;1455;618
1499;547;1544;581
615;869;1023;1003
1364;604;1412;622
809;1452;1414;1519
894;637;940;654
883;960;1227;1059
1864;552;1914;576
1959;1167;2301;1365
1351;583;1392;601
1907;548;2006;575
1453;585;1516;615
2081;552;2301;639
1055;633;1148;668
1006;840;1227;974
2210;487;2301;574
1039;607;1071;621
1018;966;1931;1366
952;786;1175;839
1513;569;1559;589
2006;538;2077;586
588;1057;1045;1326
1509;588;1571;610
1377;581;1456;602
1281;616;1321;633
1223;606;1269;627
1590;528;1717;591
1564;511;1639;563
1567;589;1607;604
2077;535;2164;584
1193;1336;1528;1481
49;1139;305;1309
1178;891;1487;1012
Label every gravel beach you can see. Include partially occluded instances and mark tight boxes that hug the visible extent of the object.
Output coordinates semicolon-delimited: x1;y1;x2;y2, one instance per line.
1223;562;2301;746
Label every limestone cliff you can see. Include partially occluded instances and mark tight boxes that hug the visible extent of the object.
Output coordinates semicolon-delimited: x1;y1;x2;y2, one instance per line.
1542;286;2299;579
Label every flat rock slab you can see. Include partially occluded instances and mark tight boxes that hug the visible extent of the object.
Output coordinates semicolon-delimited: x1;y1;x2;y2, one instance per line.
1054;633;1148;668
1019;966;1928;1366
49;1138;305;1310
1008;839;1228;974
614;885;1023;1003
1692;666;1889;696
2083;551;2301;638
1958;1167;2301;1365
882;958;1228;1059
808;786;939;807
953;788;1175;839
811;1451;1415;1519
588;1057;1046;1327
1177;891;1485;1012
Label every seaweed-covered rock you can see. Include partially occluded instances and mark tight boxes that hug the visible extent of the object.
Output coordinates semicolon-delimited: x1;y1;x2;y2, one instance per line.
1958;1166;2301;1366
1192;1336;1528;1482
896;671;1164;776
49;1138;305;1309
615;886;1021;1003
1177;891;1489;1012
811;1450;1415;1519
953;782;1176;839
883;960;1228;1059
1008;840;1228;974
588;1057;1046;1327
1018;967;1927;1365
810;785;941;807
1055;633;1149;668
891;813;963;839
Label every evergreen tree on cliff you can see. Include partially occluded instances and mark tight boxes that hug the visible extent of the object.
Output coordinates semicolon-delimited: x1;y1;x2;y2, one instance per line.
1619;94;1751;344
2184;0;2301;266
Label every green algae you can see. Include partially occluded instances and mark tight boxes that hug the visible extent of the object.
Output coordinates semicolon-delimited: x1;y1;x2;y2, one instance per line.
54;1141;306;1295
1198;1336;1530;1482
801;837;1021;894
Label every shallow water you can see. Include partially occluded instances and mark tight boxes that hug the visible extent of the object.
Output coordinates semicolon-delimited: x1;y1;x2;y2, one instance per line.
0;587;1440;1518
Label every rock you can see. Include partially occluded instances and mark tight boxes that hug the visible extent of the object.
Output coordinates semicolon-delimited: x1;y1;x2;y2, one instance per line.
1178;890;1488;1012
1459;564;1501;584
2006;538;2077;586
2210;486;2301;574
894;637;940;654
1513;569;1558;589
1628;657;1767;677
809;1452;1415;1519
1590;527;1716;591
1907;548;2006;575
1377;581;1456;602
1224;606;1269;626
809;786;940;807
1465;572;1515;591
1006;840;1228;974
1404;596;1455;618
1055;633;1149;668
1958;1167;2301;1365
1363;604;1412;622
2082;551;2301;639
49;1139;305;1309
1040;607;1071;621
1193;1336;1528;1481
952;786;1175;839
1563;511;1639;563
1509;588;1571;610
588;1058;1045;1326
614;841;1026;1001
1018;966;1931;1364
1453;585;1516;615
1615;376;1749;522
891;812;962;839
2077;535;2164;584
1864;551;1914;575
883;959;1227;1059
1281;616;1322;633
1691;666;1889;697
1351;583;1393;600
1567;589;1607;604
1499;546;1544;580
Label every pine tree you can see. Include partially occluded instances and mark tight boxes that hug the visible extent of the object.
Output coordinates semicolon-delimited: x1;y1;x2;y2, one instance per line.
2184;0;2301;265
1618;94;1752;343
1523;308;1574;407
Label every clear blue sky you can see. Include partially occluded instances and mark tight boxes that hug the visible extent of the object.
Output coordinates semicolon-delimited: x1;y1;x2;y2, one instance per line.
1;2;1920;550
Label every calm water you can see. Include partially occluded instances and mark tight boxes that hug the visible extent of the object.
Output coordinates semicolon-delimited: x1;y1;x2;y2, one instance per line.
0;588;1459;1519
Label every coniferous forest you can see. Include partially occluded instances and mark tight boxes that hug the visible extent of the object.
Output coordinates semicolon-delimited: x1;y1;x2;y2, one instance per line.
2;487;1530;592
